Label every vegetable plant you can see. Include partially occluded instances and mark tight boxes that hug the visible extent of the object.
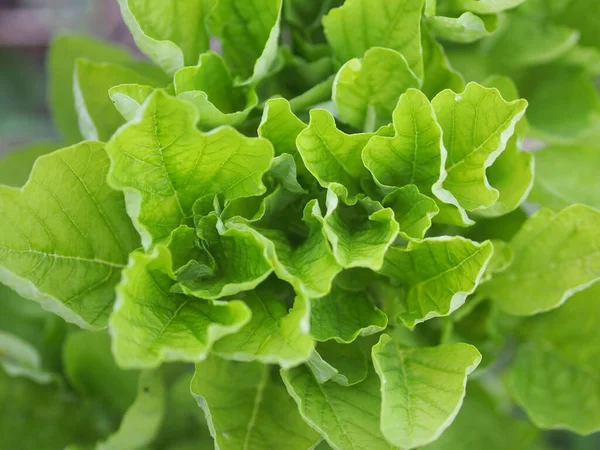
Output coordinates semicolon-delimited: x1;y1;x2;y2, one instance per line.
1;0;600;449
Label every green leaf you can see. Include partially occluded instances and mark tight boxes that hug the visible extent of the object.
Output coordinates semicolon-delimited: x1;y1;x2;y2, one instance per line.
372;335;481;449
192;356;321;450
174;52;259;129
456;0;527;14
323;0;425;80
0;141;61;188
428;12;498;44
310;284;387;343
209;0;283;83
362;89;472;226
74;59;164;141
0;142;139;329
268;154;307;194
421;27;465;99
118;0;215;75
213;281;314;368
509;283;600;434
110;244;251;368
281;365;394;450
432;82;528;211
529;145;600;211
307;340;369;386
108;84;156;122
332;47;420;131
551;0;600;49
48;34;131;143
296;109;374;202
106;91;273;248
0;331;54;383
380;237;494;327
423;382;539;450
382;185;440;240
482;205;600;316
314;191;399;271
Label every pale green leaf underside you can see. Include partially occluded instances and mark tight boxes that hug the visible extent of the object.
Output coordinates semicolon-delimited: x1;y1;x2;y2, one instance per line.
0;332;53;383
428;12;497;44
372;335;481;449
0;142;139;329
381;237;494;327
192;356;321;450
109;84;156;122
482;205;600;316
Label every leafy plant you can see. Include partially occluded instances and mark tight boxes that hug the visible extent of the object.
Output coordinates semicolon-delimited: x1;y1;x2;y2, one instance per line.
1;0;600;448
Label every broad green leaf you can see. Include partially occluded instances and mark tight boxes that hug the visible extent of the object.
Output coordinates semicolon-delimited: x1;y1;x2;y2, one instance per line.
333;47;420;131
110;244;251;368
509;284;600;434
174;52;259;129
296;109;373;202
380;237;494;327
0;141;61;188
0;142;139;329
106;91;273;248
192;356;321;450
421;27;465;99
423;382;539;450
118;0;215;75
213;281;314;368
108;84;156;122
362;89;472;226
281;365;393;450
74;59;163;141
258;97;307;164
372;335;481;449
97;370;165;450
456;0;527;14
482;205;600;316
209;0;283;83
382;185;439;240
529;145;600;211
323;0;425;80
432;82;528;211
48;34;131;143
428;12;498;44
310;284;387;343
314;191;399;271
307;340;368;386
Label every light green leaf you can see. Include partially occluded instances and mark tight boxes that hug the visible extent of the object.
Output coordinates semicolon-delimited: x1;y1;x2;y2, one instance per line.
74;59;163;141
381;237;494;327
428;12;498;44
432;82;528;211
209;0;283;83
362;89;472;226
0;142;139;329
382;185;439;240
307;340;368;386
323;0;425;79
268;154;307;194
456;0;527;14
174;52;259;129
106;91;273;248
423;382;539;450
110;244;251;368
421;27;465;99
310;284;387;343
192;356;321;450
372;335;481;449
509;283;600;434
315;191;399;271
118;0;215;75
0;141;61;188
0;332;53;383
529;145;600;211
482;205;600;316
213;281;314;368
48;34;131;143
281;365;394;450
297;109;374;202
333;47;420;131
109;84;156;122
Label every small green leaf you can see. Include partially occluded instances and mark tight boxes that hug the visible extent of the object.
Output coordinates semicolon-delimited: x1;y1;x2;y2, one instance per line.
109;84;156;122
482;205;600;316
307;340;368;386
192;356;321;450
372;334;481;449
428;12;498;44
382;185;439;240
0;332;54;384
333;47;420;131
381;237;494;327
